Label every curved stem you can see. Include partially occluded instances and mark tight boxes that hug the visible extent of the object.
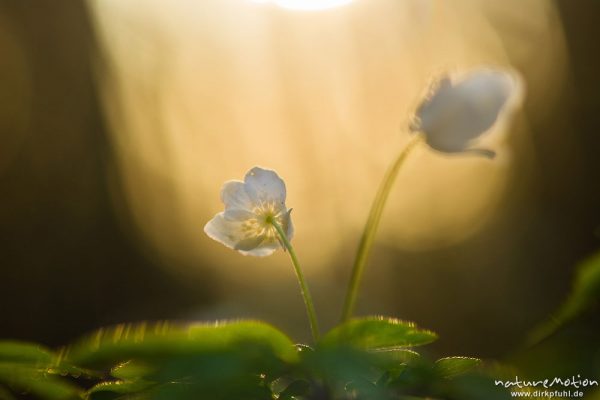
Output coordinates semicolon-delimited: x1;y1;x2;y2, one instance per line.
270;219;320;342
340;134;422;322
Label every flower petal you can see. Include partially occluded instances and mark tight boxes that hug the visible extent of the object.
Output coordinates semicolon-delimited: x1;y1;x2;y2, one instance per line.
283;209;294;241
221;180;253;211
243;167;286;204
224;208;255;221
238;242;279;257
413;68;522;154
204;212;281;257
204;212;246;251
234;236;267;252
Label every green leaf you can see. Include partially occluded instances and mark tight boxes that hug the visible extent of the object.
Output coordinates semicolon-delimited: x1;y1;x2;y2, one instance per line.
64;320;297;368
63;320;298;389
111;360;155;380
372;348;420;366
278;379;310;399
529;250;600;344
0;341;100;380
301;346;375;385
144;376;272;400
0;364;81;400
442;373;513;400
319;317;437;350
371;348;420;380
0;341;54;364
434;357;481;379
345;377;387;398
0;342;92;399
86;380;154;400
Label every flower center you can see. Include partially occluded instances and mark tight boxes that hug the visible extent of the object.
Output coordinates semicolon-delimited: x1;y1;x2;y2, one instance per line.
240;201;286;242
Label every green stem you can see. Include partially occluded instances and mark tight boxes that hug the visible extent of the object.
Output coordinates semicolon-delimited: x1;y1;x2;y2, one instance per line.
270;219;320;342
340;134;422;322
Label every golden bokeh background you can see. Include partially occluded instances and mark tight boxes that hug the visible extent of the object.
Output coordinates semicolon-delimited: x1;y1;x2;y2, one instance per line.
90;0;565;270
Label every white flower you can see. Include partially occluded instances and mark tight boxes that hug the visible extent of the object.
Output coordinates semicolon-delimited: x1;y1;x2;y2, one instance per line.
204;167;294;256
410;68;524;157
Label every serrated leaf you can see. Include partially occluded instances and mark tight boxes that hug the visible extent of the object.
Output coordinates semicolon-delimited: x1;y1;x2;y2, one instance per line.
434;357;481;379
64;320;297;367
372;348;420;365
371;348;420;380
86;380;154;400
319;317;437;350
0;341;54;364
63;320;298;386
111;361;155;380
0;364;81;400
0;343;94;399
0;341;99;380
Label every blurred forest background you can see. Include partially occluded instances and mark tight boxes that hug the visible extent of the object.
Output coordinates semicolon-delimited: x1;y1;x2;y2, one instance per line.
0;0;599;365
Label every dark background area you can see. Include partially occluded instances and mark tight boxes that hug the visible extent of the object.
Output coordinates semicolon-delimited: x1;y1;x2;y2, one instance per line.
0;0;599;359
0;1;212;346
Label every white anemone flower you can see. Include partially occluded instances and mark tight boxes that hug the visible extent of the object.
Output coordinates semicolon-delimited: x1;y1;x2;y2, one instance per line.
204;167;293;256
410;68;524;158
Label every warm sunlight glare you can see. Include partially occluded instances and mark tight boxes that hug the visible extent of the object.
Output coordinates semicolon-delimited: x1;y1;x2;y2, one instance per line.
88;0;567;291
251;0;354;11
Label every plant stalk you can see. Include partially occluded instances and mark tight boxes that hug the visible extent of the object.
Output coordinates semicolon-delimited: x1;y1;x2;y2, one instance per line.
340;134;422;322
271;219;320;342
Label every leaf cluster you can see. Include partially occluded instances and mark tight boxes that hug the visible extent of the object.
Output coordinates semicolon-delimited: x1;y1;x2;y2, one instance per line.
0;317;508;400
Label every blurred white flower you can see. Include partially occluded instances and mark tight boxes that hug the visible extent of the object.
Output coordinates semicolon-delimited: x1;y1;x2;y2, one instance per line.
410;68;524;157
204;167;293;256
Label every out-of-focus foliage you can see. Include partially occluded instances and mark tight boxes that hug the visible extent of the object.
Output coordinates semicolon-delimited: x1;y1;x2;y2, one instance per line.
0;342;86;400
0;318;510;400
2;251;598;399
528;250;600;345
318;317;437;350
507;250;600;387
